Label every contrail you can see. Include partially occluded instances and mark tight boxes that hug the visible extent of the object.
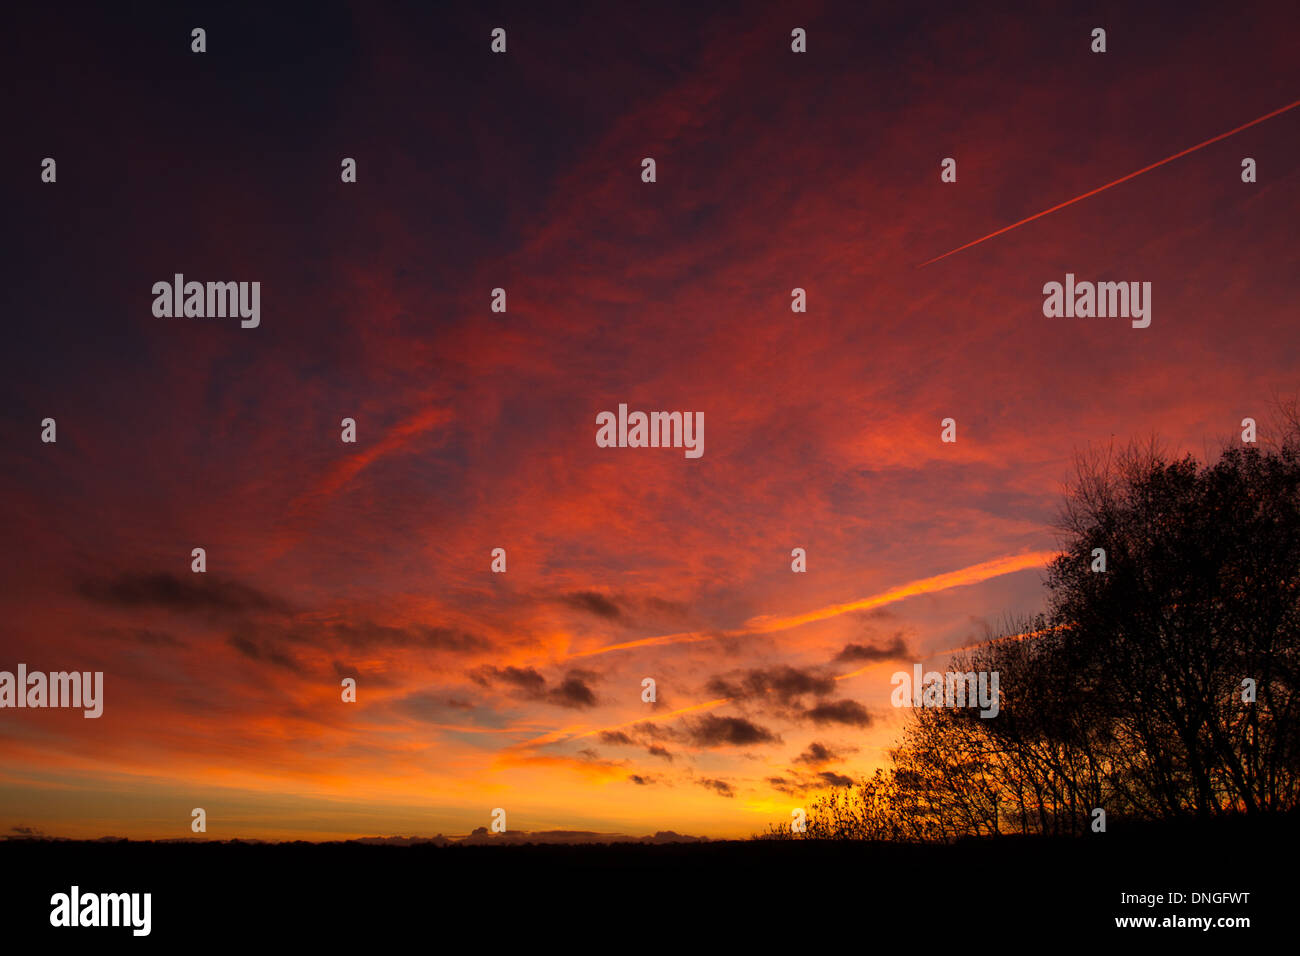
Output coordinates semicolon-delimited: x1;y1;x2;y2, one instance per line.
566;550;1056;659
742;551;1056;634
920;98;1300;267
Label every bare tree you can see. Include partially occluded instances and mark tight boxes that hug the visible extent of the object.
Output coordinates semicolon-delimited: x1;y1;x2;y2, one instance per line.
783;430;1300;841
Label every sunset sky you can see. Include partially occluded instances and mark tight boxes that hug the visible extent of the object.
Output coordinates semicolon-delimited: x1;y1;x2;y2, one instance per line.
2;0;1298;841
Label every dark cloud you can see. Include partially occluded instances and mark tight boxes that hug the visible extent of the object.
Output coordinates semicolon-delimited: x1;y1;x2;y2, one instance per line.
794;742;838;765
632;721;680;742
547;671;599;709
834;633;910;663
261;621;487;672
81;572;290;615
472;666;599;709
84;573;487;658
553;591;689;626
85;574;491;671
600;725;677;760
705;664;834;703
326;623;486;653
697;778;735;797
629;774;655;786
227;634;299;670
802;699;873;727
558;591;625;621
471;665;547;694
759;775;800;796
766;775;801;795
685;714;780;747
329;660;399;688
768;768;855;795
705;677;744;697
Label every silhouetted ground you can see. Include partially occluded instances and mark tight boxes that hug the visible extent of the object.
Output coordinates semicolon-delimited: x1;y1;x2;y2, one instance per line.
2;814;1286;945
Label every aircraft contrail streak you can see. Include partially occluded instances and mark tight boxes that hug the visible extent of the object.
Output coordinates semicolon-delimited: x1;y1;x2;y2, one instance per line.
920;98;1300;267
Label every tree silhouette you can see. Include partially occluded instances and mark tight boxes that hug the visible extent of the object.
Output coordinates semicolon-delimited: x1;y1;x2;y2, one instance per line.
781;426;1300;840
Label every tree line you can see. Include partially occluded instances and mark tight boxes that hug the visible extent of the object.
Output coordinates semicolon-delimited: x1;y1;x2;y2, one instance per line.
765;418;1300;840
